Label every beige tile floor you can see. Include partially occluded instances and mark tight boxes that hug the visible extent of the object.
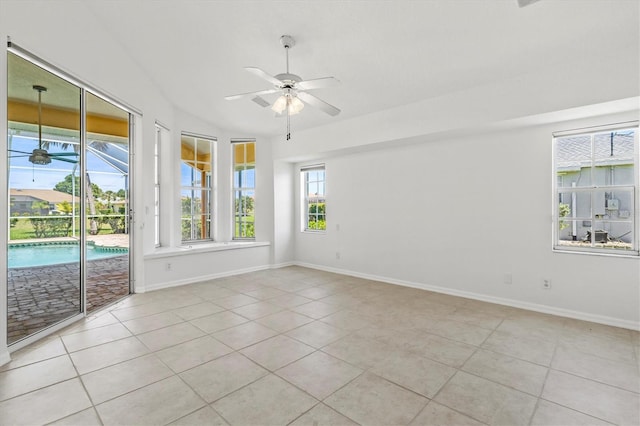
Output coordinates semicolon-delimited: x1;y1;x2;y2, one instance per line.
0;266;638;425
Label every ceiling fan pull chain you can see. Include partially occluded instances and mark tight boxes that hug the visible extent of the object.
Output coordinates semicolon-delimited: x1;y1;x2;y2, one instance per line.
286;109;291;141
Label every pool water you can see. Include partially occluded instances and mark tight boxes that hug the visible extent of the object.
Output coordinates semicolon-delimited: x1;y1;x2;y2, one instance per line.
8;244;128;268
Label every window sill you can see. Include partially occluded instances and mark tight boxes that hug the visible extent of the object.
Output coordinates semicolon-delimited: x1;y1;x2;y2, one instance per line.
145;241;270;260
553;247;639;258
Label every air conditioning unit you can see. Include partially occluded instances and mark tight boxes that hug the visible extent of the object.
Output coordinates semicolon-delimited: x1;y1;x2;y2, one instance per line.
594;230;608;242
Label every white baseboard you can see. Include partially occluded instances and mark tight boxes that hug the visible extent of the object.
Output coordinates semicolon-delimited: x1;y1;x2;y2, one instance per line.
144;264;273;292
270;261;296;269
295;261;640;331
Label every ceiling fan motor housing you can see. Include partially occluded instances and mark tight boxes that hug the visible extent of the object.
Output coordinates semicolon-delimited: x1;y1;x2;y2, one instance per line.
275;73;302;88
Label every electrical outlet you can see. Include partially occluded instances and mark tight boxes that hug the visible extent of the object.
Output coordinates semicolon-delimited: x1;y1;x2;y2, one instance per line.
166;262;172;271
542;278;551;289
504;273;512;285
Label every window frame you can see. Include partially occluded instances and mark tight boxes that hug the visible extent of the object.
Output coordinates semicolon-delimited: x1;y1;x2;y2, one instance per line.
232;140;256;240
552;122;639;257
153;124;161;247
301;165;326;233
180;132;216;243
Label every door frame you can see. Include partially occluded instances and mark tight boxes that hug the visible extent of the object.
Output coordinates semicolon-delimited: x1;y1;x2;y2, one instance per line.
6;42;140;352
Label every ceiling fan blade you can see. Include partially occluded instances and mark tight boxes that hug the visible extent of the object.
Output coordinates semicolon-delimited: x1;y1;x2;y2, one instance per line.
52;157;78;164
225;88;279;101
252;96;271;108
517;0;540;7
297;92;341;116
9;149;32;155
244;67;283;87
49;152;79;157
296;77;340;91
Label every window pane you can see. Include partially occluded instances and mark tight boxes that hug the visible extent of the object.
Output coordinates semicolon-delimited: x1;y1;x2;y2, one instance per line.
556;135;592;187
302;167;326;231
181;218;192;240
599;221;633;250
233;166;242;188
232;142;255;239
180;134;214;242
193;169;204;187
241;166;255;187
606;190;633;218
555;127;637;255
308;182;318;196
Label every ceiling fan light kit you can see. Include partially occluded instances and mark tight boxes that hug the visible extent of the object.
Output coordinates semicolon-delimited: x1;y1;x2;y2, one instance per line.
271;89;304;115
225;35;341;140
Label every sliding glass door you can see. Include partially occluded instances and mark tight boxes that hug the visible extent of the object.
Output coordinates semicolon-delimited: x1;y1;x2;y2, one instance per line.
7;49;132;345
7;52;82;344
85;92;130;313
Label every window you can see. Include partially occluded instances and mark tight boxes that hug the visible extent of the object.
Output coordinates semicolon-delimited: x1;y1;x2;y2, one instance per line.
553;124;638;255
232;141;255;239
302;165;326;231
154;124;161;247
181;134;215;242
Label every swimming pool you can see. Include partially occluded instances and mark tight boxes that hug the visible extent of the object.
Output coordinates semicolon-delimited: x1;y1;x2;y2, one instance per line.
8;243;128;268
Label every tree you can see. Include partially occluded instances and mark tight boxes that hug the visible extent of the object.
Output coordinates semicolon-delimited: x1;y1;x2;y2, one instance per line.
56;201;73;215
116;189;126;199
104;190;116;211
234;195;254;214
53;174;103;234
308;202;326;231
559;203;571;230
54;174;80;196
53;174;102;199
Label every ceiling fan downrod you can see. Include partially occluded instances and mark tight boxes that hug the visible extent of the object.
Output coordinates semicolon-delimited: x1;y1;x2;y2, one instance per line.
33;85;47;150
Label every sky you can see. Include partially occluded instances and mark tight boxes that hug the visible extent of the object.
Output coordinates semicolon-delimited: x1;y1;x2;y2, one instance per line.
8;135;127;193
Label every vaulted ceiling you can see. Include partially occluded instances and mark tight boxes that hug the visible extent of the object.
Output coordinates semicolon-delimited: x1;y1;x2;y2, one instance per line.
81;0;638;137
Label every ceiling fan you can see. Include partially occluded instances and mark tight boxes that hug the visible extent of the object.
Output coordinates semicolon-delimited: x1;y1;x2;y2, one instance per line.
225;35;341;140
9;85;78;165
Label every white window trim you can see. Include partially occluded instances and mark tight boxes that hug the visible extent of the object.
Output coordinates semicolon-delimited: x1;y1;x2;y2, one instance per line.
180;132;216;243
231;140;256;240
301;164;326;233
552;122;639;257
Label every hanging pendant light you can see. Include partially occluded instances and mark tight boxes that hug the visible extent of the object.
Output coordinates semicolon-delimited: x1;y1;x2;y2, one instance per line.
28;85;51;165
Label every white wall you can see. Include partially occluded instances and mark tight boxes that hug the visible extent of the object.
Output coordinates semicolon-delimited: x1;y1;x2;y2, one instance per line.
293;111;640;329
272;160;295;266
144;245;271;291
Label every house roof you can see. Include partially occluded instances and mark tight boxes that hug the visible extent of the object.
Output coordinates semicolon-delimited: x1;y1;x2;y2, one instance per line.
556;131;635;171
9;189;80;204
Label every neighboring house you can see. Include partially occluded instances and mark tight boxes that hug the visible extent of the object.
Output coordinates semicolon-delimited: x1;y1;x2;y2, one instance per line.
556;132;635;243
9;189;80;215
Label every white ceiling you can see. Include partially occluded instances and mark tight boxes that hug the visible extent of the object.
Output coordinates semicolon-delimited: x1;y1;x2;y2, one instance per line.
83;0;639;137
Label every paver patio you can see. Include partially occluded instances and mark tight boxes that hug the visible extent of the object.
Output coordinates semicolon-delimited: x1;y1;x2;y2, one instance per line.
7;255;129;344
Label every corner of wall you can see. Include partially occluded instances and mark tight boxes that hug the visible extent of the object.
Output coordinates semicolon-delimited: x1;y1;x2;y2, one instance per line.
1;28;10;360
